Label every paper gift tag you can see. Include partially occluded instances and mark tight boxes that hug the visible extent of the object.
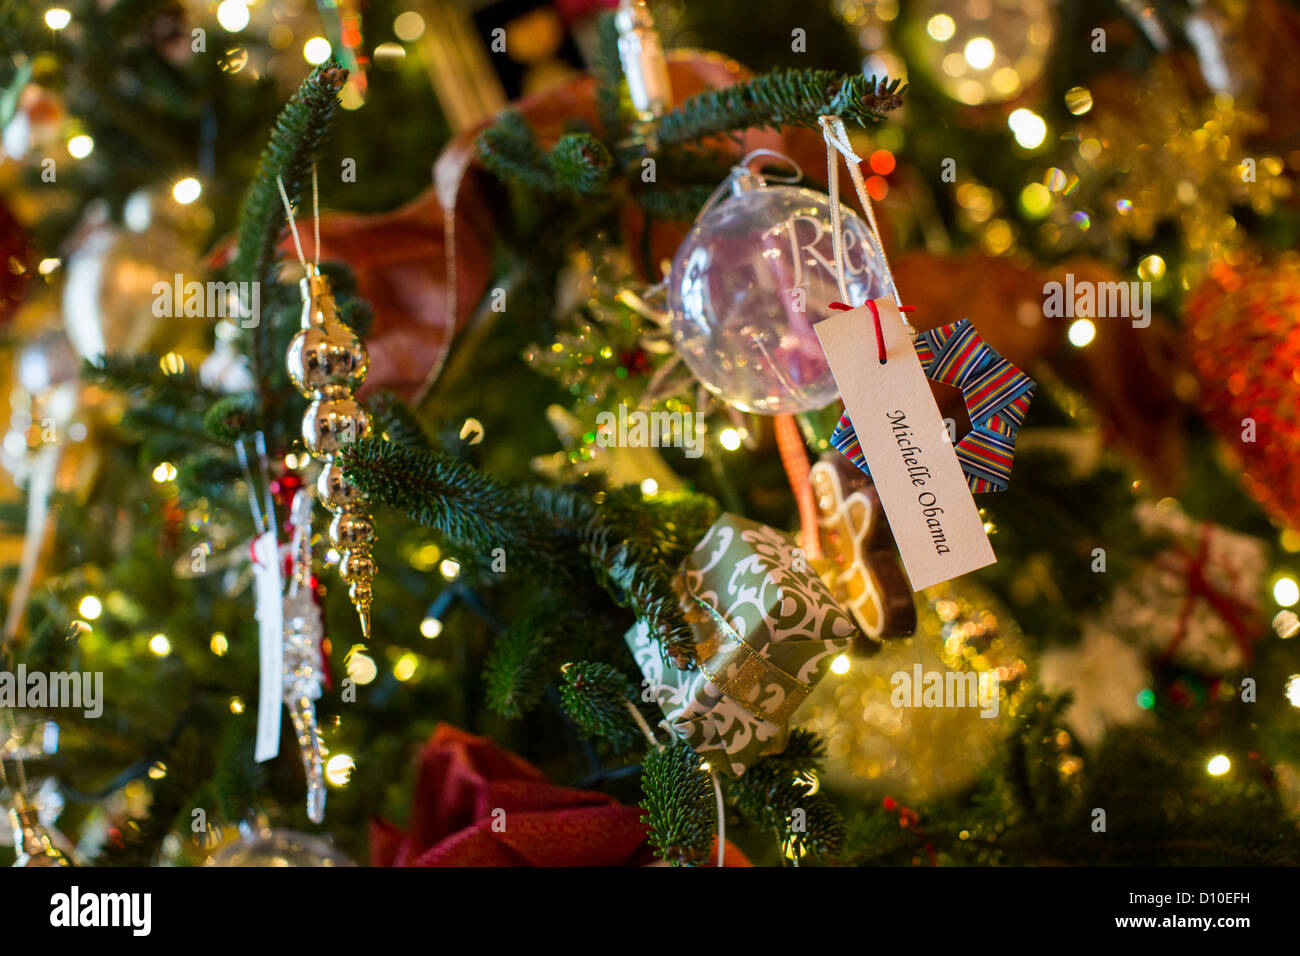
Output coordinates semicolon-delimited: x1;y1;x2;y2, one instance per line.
814;299;995;590
251;531;284;763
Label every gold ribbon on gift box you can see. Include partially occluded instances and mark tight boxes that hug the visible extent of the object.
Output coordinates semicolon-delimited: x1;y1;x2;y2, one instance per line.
676;572;813;726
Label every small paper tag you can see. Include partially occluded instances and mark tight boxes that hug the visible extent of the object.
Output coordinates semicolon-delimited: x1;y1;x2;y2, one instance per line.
814;299;995;590
251;531;284;763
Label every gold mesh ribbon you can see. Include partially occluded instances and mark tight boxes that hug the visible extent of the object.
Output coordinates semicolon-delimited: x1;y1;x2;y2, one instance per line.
679;572;813;725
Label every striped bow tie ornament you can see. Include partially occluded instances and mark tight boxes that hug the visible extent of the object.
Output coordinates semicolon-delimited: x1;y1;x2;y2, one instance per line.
830;319;1035;493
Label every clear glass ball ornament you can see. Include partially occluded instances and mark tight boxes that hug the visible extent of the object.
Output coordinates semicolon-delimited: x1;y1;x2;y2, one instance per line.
206;827;355;867
668;167;890;413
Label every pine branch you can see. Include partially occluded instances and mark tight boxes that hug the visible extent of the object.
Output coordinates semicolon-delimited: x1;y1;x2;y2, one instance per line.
551;133;614;194
476;110;552;190
581;489;718;665
633;184;717;220
231;61;347;286
1004;690;1077;822
93;724;214;866
729;729;847;861
119;404;212;458
483;604;567;719
85;353;217;410
368;392;432;452
633;146;734;220
478;111;612;195
558;660;643;751
345;440;716;656
640;741;716;866
230;61;347;406
202;393;259;442
592;10;626;134
339;438;571;580
657;70;904;145
177;451;244;502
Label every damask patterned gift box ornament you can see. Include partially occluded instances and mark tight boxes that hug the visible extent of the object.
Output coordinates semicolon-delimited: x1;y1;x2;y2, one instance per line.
625;513;858;776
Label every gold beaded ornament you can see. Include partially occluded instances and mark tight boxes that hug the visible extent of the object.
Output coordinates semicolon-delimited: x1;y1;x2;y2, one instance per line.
277;169;377;638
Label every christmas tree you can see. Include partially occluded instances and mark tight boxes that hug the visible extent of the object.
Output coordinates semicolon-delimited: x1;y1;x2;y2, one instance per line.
2;0;1300;871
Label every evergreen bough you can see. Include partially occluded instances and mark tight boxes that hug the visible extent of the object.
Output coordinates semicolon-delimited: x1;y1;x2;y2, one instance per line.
640;741;716;866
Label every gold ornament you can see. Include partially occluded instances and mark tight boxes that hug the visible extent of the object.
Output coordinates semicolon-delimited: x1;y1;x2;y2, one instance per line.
61;189;207;364
795;581;1028;802
1061;61;1290;269
287;265;377;638
8;792;72;867
908;0;1056;106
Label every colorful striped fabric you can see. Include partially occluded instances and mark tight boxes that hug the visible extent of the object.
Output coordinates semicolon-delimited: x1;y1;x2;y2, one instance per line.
829;318;1035;493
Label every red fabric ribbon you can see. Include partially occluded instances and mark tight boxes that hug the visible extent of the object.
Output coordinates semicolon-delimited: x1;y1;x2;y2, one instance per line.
372;724;750;866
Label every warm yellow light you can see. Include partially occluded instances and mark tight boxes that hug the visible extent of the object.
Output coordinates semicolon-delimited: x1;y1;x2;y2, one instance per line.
1019;182;1052;218
1273;576;1299;607
393;11;426;42
150;633;172;656
210;632;228;656
373;42;406;67
640;478;659;496
926;14;956;41
963;37;995;70
411;542;441;570
1275;609;1300;639
1068;319;1096;348
148;762;167;780
215;0;250;32
44;8;71;30
1138;254;1167;282
1286;675;1300;709
303;37;331;65
1065;85;1094;116
78;596;103;620
459;418;484;445
439;558;461;580
172;177;202;205
325;754;356;787
152;462;177;483
346;645;377;684
37;258;61;275
67;135;93;159
420;616;443;639
719;427;743;451
229;696;245;714
394;653;418;682
1207;754;1230;776
1008;109;1047;149
159;352;186;374
830;654;850;675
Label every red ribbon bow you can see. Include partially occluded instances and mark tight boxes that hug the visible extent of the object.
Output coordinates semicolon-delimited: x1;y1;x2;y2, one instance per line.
372;724;750;866
1159;524;1260;664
